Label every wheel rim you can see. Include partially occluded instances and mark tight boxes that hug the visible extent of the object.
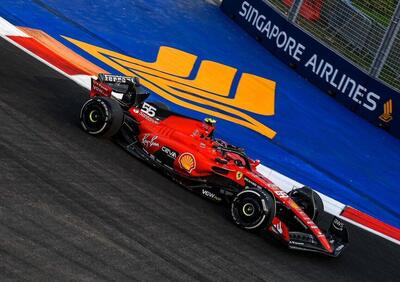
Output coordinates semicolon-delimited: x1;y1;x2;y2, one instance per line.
82;103;107;133
89;110;99;123
242;203;255;217
234;195;264;227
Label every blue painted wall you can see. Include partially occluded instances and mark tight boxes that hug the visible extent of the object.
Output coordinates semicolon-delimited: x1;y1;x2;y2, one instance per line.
1;0;399;228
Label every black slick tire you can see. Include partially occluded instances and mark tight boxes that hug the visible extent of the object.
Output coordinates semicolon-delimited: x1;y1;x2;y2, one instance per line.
230;188;275;231
288;186;324;222
80;97;123;138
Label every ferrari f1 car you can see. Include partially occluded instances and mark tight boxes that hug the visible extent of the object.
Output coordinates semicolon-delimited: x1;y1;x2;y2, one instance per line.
80;74;349;257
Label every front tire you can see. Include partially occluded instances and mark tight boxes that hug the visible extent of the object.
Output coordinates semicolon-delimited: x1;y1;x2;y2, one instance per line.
80;97;123;137
288;186;324;222
230;189;275;231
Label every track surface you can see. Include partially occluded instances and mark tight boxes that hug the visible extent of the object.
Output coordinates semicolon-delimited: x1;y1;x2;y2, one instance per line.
2;0;400;228
0;39;399;281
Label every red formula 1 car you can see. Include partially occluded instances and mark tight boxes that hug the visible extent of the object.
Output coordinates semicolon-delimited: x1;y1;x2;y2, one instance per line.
80;74;349;256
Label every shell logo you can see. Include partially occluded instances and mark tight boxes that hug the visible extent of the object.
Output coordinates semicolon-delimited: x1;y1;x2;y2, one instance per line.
178;153;196;173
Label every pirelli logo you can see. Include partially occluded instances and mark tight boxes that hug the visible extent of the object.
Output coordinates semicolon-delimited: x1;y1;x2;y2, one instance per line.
64;37;278;139
379;99;393;123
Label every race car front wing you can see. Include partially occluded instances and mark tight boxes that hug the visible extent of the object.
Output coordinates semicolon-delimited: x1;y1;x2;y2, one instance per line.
288;217;349;257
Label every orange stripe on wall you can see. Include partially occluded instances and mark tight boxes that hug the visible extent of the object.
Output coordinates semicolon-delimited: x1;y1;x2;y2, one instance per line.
18;27;106;76
9;36;91;75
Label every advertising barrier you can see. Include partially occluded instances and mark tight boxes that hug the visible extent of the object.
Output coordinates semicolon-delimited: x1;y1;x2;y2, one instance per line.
221;0;400;138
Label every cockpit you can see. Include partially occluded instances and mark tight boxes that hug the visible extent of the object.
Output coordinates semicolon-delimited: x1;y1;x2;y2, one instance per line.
213;138;252;170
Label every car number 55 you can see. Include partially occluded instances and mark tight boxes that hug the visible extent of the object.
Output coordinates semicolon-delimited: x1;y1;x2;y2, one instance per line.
141;102;157;117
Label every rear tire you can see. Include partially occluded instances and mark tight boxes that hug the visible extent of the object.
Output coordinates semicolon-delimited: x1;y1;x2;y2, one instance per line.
80;97;123;137
230;189;275;231
288;186;324;222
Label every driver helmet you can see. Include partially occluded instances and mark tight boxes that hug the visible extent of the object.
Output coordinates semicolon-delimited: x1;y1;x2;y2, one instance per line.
203;118;216;138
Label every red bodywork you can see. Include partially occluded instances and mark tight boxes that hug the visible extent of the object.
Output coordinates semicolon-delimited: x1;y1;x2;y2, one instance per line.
87;76;338;255
129;102;333;253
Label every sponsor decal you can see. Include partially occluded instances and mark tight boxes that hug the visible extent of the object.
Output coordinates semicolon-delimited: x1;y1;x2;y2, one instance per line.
273;221;283;235
138;102;158;123
333;218;345;231
236;171;243;180
141;102;157;118
92;79;111;96
178;153;196;173
274;190;289;198
289;241;305;246
304;54;381;111
202;189;222;201
64;37;277;139
237;1;381;112
142;134;159;148
244;176;257;187
243;176;263;189
239;1;306;63
139;110;159;124
379;99;393;123
161;146;178;159
336;245;344;252
102;74;137;84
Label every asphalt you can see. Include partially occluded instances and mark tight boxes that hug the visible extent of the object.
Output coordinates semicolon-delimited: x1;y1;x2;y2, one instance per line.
0;38;399;281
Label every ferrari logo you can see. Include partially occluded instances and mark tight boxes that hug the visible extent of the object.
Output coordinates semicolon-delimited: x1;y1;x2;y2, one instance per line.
379;99;393;123
236;171;243;180
64;37;277;139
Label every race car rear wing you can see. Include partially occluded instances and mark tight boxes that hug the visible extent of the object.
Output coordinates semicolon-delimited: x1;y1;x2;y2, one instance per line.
90;73;150;105
98;73;140;85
